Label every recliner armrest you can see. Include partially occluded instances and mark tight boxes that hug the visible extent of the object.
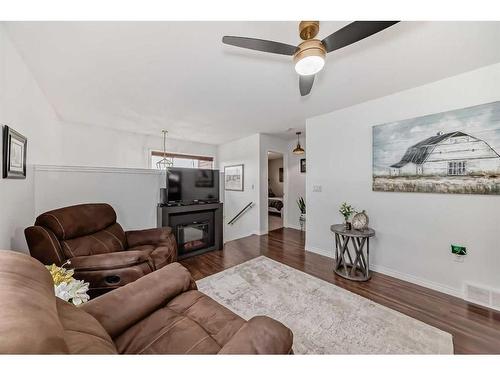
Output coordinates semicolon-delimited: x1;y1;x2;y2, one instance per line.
125;227;173;248
218;316;293;354
80;262;197;338
69;251;152;272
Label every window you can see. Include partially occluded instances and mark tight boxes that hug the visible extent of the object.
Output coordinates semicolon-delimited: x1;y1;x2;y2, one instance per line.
151;151;214;170
448;161;466;176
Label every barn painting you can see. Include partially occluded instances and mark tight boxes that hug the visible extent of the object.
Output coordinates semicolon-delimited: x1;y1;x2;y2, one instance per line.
373;101;500;194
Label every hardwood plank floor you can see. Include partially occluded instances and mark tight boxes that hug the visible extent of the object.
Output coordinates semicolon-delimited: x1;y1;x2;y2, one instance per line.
180;228;500;354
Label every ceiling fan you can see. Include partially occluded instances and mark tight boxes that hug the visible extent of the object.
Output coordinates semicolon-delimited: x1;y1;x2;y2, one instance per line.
222;21;399;96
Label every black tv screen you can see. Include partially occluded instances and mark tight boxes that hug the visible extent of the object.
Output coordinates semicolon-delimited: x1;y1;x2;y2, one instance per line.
167;167;219;203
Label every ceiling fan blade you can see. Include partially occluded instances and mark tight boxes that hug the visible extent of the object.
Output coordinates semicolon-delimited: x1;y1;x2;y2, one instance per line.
321;21;399;53
299;75;315;96
222;36;298;56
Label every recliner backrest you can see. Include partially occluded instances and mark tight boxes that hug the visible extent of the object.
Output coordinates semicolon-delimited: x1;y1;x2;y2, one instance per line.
32;203;126;258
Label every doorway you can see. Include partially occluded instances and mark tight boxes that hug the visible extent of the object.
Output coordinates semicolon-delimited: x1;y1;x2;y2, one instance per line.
267;151;284;231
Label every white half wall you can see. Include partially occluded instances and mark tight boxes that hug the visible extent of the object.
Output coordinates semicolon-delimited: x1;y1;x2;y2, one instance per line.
306;62;500;299
34;166;163;231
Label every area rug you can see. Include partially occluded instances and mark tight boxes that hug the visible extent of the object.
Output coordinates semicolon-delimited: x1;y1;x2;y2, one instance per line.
197;256;453;354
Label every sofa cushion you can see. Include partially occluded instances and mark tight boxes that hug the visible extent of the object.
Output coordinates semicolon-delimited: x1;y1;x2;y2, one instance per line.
61;223;126;257
167;290;246;347
115;290;245;354
35;203;117;240
57;299;117;354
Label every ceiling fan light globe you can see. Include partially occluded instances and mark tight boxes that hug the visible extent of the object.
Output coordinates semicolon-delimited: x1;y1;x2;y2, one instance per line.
295;55;325;76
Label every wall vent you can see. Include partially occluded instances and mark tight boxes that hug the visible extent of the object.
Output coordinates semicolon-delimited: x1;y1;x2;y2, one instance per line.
464;282;500;311
491;290;500;310
465;284;490;305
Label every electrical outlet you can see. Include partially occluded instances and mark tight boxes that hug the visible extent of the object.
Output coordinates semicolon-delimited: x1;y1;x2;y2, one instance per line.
451;244;467;256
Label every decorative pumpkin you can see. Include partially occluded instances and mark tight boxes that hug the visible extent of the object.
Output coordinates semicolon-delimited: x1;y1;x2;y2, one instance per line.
352;210;369;230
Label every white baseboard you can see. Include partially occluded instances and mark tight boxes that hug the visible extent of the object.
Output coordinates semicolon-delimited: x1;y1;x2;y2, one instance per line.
370;264;463;299
305;245;464;300
285;224;302;231
305;245;334;259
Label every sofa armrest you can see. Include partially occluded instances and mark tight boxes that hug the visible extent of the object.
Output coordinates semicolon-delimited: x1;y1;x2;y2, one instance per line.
125;227;173;248
69;251;153;272
79;262;197;338
218;316;293;354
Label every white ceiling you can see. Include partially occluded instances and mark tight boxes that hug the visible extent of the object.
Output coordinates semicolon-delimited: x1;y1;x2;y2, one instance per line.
5;21;500;145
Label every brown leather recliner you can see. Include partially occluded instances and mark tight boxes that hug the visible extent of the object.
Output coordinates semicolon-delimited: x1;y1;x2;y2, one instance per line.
0;250;293;354
25;203;177;294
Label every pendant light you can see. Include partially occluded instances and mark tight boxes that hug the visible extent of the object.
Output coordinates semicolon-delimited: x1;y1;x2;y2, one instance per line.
156;130;174;170
292;131;305;155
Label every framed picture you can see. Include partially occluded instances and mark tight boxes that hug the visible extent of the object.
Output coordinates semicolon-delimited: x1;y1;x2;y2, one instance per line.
279;167;284;182
2;126;27;179
224;164;244;191
300;158;306;173
372;101;500;195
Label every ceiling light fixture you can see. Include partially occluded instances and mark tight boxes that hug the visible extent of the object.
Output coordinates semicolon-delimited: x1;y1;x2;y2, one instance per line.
156;130;174;170
293;39;326;76
293;132;305;155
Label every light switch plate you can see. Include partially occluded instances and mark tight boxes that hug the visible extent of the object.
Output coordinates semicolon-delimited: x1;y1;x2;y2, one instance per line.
313;185;322;192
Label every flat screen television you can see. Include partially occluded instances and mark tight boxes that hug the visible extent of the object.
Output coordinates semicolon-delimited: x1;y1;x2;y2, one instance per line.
166;167;220;204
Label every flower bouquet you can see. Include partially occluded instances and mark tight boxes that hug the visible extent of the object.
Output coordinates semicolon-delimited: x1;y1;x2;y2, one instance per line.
339;202;355;230
46;261;90;305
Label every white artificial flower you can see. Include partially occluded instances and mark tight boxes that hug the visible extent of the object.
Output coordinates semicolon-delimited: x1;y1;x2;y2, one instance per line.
68;279;90;305
54;282;72;302
54;279;90;305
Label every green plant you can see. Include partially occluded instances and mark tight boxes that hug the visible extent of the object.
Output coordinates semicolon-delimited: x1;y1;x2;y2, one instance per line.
339;202;355;221
297;197;306;214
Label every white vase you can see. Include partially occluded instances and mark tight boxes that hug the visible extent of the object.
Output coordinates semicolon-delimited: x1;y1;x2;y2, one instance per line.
299;213;306;231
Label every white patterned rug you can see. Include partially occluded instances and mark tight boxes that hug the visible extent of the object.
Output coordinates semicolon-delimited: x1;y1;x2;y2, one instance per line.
197;256;453;354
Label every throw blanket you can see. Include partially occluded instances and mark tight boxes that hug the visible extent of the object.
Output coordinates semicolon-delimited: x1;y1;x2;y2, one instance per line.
269;199;283;211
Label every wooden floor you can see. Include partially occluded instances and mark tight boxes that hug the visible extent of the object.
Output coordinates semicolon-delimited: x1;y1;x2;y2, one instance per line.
180;228;500;354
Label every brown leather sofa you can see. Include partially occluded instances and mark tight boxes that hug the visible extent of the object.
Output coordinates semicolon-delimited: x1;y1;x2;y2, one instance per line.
0;250;293;354
25;203;177;294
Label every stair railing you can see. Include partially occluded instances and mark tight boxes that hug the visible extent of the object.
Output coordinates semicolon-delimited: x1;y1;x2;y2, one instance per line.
227;202;254;225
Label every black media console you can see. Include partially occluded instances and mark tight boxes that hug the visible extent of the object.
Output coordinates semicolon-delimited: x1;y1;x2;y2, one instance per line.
157;202;223;260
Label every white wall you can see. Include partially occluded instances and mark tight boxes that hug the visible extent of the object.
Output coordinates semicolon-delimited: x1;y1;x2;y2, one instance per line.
287;140;306;230
268;157;284;197
217;134;261;242
0;24;63;251
306;62;500;298
60;120;218;169
218;133;307;241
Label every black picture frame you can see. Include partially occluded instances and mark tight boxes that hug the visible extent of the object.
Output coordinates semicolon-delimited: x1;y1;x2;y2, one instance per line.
224;164;244;191
2;126;27;179
279;167;283;182
300;158;306;173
